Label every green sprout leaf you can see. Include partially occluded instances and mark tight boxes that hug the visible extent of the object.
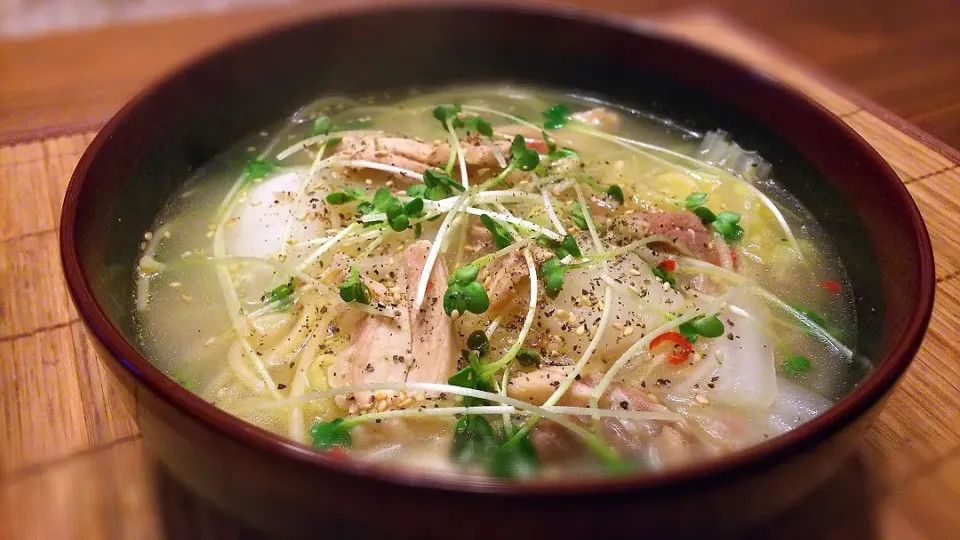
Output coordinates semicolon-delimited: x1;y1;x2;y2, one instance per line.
693;206;717;224
463;116;493;138
679;315;725;343
339;266;371;305
451;415;497;464
443;264;490;316
542;103;573;130
489;434;540;478
684;192;708;209
569;202;589;230
480;214;515;250
310;418;352;449
467;330;490;357
651;263;676;288
606;184;625;204
782;356;812;377
509;135;540;171
712;211;744;241
540;257;566;299
244;159;274;181
325;187;365;205
433;103;462;127
516;348;541;367
562;234;582;258
313;115;333;136
267;279;295;304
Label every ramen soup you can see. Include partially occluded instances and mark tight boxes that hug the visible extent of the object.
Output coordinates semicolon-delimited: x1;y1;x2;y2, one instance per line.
135;86;857;479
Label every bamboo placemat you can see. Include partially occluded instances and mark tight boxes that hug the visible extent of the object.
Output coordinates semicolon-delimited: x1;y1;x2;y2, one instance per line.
2;10;959;539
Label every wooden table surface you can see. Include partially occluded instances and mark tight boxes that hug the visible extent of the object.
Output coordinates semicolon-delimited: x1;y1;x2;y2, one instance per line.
3;0;960;147
2;1;960;539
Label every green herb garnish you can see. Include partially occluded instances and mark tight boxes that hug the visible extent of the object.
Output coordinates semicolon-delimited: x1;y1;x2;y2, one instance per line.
325;186;366;205
682;191;744;241
339;266;371;305
443;264;490;316
651;263;676;288
451;415;497;464
244;159;274;181
433;103;463;127
607;184;625;204
570;202;589;230
542;103;573;130
782;356;812;376
313;115;333;136
267;278;295;304
516;348;541;367
490;433;540;478
684;192;708;209
480;214;514;250
712;211;744;241
467;330;490;357
463;116;493;137
310;418;353;449
540;258;566;299
678;315;725;343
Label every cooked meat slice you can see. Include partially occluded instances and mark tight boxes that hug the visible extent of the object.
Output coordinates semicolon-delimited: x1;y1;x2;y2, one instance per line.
531;421;583;462
336;133;510;183
403;240;456;384
619;210;718;262
327;305;412;411
572;107;622;133
655;426;693;468
506;366;594;406
328;240;455;410
482;246;553;312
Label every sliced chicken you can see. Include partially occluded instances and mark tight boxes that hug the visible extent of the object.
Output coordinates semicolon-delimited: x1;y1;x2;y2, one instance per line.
530;421;583;462
327;302;413;410
336;132;510;183
618;210;719;263
328;240;455;411
403;240;456;384
507;368;713;467
481;246;553;312
506;366;594;406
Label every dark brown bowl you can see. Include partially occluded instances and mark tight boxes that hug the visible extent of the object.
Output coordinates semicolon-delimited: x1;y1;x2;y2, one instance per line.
60;2;934;538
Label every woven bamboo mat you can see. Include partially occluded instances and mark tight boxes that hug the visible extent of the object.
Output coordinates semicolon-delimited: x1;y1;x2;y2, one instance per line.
2;10;959;539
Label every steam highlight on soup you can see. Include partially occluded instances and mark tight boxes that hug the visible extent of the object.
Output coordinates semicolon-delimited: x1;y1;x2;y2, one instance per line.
135;86;857;479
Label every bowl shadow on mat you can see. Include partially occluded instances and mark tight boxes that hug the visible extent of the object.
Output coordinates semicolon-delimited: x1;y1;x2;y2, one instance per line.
154;454;879;539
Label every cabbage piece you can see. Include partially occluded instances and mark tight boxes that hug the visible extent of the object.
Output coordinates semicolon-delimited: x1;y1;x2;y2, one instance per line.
708;294;778;409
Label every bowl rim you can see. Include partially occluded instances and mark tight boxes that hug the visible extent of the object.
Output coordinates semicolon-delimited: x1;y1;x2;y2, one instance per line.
60;0;936;496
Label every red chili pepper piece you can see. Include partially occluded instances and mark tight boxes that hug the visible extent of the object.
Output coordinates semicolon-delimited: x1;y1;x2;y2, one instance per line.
525;139;550;154
821;280;842;292
325;447;348;460
659;259;677;272
650;331;694;364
